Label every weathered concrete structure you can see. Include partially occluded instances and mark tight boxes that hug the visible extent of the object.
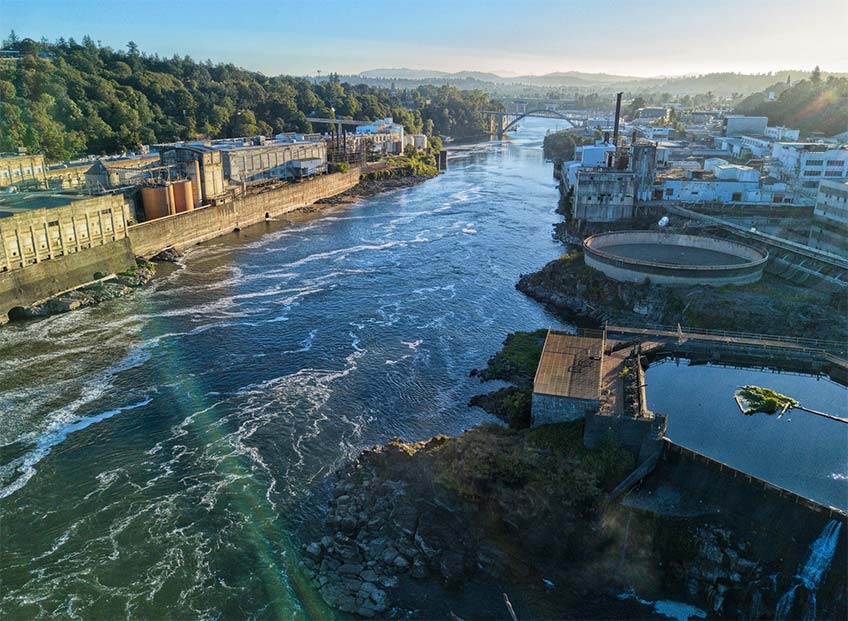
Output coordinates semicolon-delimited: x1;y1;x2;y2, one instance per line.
0;168;361;323
531;331;602;425
0;193;134;320
573;169;636;222
583;231;768;286
127;167;360;258
0;153;47;189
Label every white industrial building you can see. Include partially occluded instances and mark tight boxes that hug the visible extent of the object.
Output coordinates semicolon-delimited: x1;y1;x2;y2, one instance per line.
808;179;848;255
356;118;404;154
660;164;786;204
769;143;848;193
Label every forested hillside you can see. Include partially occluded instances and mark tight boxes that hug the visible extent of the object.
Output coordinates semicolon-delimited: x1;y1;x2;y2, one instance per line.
734;69;848;137
0;35;499;161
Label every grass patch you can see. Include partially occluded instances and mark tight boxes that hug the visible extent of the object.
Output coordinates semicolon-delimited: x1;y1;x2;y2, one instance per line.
736;385;799;415
478;329;547;385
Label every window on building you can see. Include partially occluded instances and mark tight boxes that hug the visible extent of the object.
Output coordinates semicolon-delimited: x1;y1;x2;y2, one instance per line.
825;160;844;167
803;170;821;176
825;170;844;176
805;159;824;166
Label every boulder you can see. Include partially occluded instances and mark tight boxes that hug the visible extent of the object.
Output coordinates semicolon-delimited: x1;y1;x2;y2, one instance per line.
338;563;364;577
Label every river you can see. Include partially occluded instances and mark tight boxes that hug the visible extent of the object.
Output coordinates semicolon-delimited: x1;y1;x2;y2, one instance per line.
0;119;572;619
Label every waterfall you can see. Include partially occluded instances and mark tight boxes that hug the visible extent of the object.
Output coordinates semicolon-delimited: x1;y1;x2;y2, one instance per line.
774;520;842;620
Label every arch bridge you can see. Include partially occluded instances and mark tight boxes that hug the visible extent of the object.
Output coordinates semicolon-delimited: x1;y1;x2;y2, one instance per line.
482;109;586;136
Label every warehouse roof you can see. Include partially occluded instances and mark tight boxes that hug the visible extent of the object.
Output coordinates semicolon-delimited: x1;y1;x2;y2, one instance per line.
533;331;603;400
0;192;94;217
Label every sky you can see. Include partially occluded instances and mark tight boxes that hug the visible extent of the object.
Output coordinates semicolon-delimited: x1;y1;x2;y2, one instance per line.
2;0;847;77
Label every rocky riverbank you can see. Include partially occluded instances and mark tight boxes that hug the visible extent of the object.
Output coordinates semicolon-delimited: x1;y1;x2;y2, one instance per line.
7;257;157;322
517;251;848;342
299;421;848;620
314;170;438;208
298;422;638;619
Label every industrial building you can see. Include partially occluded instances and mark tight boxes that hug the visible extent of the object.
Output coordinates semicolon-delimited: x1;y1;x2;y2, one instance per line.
0;193;129;273
355;118;405;155
769;143;848;194
531;331;603;426
723;115;768;137
572;142;658;222
0;153;47;189
808;179;848;256
84;154;162;190
562;94;659;222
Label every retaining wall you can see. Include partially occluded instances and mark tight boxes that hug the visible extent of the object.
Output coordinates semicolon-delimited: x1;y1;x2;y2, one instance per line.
531;393;599;426
0;237;136;320
0;170;361;322
584;410;667;461
128;169;360;257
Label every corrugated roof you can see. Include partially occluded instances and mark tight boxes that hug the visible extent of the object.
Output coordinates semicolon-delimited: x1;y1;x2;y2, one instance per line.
533;332;603;400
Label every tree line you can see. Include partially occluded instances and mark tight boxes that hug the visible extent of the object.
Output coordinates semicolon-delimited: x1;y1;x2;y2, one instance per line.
0;33;501;161
734;68;848;137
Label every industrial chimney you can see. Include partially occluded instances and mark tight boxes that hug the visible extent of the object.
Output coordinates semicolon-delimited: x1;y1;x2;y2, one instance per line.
612;92;623;147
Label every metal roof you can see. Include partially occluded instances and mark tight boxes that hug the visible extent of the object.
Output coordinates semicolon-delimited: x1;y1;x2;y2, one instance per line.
533;331;603;400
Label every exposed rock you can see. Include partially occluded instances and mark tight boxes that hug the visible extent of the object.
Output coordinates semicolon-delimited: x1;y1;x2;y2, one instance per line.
150;246;183;263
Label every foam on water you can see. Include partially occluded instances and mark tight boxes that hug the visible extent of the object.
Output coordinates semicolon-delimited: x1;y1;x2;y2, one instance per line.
0;397;152;499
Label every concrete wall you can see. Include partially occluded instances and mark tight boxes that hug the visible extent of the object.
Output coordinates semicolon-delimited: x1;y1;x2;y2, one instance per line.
573;170;635;222
531;393;599;427
128;169;360;258
584;410;667;461
0;237;135;319
0;169;361;322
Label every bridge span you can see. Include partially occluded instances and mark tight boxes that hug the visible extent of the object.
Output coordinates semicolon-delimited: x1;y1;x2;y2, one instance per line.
482;109;587;136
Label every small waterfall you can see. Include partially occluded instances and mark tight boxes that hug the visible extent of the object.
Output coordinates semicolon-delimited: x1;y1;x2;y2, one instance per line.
774;519;842;620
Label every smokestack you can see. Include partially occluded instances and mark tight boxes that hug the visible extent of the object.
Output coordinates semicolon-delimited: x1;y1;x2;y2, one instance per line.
613;92;623;147
603;131;610;144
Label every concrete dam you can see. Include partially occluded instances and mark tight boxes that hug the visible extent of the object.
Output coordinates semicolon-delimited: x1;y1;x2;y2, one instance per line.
0;168;361;322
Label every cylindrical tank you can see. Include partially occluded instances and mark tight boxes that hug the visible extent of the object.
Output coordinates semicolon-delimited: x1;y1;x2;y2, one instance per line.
190;159;202;206
172;180;194;213
141;186;170;220
166;183;176;215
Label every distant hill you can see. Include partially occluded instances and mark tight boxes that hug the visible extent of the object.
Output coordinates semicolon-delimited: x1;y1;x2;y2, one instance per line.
734;74;848;137
353;68;848;98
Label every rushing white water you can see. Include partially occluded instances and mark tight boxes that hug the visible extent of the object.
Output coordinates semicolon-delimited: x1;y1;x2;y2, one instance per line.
775;519;843;620
0;121;579;619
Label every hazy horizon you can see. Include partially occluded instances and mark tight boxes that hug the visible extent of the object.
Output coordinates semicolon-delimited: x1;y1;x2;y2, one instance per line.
3;0;846;77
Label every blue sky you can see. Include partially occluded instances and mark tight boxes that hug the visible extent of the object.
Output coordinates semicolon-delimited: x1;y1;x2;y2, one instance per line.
2;0;846;77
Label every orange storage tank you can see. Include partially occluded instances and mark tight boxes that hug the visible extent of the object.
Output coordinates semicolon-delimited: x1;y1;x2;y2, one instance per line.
172;180;194;213
142;186;170;220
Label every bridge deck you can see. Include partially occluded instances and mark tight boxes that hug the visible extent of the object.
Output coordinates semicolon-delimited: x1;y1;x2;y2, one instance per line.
606;324;845;358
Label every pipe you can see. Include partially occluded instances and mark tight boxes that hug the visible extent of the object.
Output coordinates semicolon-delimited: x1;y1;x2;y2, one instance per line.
613;92;623;147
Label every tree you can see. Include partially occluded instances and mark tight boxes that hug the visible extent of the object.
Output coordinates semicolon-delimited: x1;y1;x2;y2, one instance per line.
628;96;646;117
811;65;822;84
3;30;19;47
127;41;139;56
